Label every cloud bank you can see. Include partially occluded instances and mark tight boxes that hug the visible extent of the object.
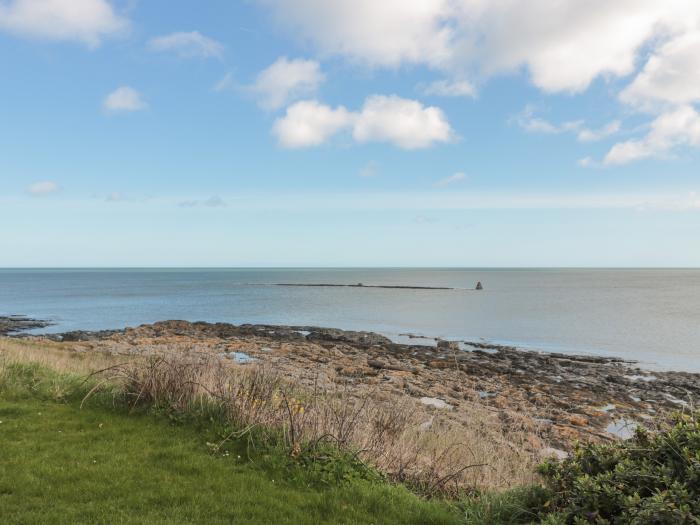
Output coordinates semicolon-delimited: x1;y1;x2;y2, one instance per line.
260;0;700;163
252;57;325;110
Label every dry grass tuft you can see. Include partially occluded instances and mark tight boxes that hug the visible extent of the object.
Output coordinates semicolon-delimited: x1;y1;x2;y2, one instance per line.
0;337;117;375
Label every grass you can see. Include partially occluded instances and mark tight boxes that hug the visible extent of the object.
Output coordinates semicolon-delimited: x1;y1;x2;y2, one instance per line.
0;361;463;525
0;399;465;525
462;488;550;525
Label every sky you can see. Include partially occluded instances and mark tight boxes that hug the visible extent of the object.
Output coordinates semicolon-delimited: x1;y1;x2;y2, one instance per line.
1;0;700;267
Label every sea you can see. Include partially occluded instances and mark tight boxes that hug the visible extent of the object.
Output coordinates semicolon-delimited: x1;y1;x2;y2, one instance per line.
1;268;699;372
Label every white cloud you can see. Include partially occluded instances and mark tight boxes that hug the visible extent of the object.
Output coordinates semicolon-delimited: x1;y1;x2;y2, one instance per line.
27;181;59;195
252;57;325;110
353;95;453;149
514;105;582;134
258;0;700;94
577;121;621;142
469;1;692;93
259;0;454;68
148;31;224;59
519;116;560;134
421;79;475;98
435;172;466;187
256;2;700;162
620;32;700;110
178;196;227;208
604;106;700;165
0;0;127;47
515;106;620;144
273;95;453;150
103;86;147;113
272;100;352;148
213;72;234;92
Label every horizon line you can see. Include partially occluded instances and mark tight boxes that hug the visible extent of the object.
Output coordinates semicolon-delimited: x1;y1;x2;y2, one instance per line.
2;266;700;270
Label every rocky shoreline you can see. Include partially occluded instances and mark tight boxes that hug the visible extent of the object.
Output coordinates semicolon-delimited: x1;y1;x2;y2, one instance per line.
0;315;52;335
5;316;699;450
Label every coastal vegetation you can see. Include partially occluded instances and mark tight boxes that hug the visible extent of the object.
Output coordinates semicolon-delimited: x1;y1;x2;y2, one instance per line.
0;339;462;524
538;414;700;523
2;336;698;524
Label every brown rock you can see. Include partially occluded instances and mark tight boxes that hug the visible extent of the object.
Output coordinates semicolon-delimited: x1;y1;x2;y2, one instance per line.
568;414;588;427
428;360;453;369
368;358;387;369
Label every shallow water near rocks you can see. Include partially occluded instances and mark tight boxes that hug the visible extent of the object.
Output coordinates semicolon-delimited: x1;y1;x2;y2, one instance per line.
625;374;657;382
606;419;638;439
219;351;255;364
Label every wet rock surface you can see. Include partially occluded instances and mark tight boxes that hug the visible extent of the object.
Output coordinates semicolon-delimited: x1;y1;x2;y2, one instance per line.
0;315;52;335
12;319;700;449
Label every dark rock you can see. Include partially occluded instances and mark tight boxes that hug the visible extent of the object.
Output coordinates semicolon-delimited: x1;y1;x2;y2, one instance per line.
437;340;460;351
59;330;121;342
0;315;52;335
305;328;393;347
368;359;387;369
367;359;415;372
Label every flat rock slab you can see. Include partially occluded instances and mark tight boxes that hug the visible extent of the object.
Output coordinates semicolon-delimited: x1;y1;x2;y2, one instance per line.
420;397;453;410
0;315;52;335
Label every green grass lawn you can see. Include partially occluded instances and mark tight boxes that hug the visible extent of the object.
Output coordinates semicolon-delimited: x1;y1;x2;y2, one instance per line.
0;390;462;524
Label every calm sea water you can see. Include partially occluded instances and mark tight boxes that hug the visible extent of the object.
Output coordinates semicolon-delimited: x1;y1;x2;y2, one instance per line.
1;268;699;371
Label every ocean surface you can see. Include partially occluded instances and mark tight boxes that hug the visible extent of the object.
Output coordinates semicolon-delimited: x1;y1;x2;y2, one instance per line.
1;268;699;371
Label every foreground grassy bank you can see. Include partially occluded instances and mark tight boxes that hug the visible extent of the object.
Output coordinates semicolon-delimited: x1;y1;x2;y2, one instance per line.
0;364;465;524
0;338;552;524
1;400;467;524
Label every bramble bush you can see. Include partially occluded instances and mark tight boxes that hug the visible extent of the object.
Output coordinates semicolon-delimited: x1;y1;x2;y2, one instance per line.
538;412;700;524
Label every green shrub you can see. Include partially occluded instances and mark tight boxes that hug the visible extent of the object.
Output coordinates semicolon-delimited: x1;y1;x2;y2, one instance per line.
539;412;700;524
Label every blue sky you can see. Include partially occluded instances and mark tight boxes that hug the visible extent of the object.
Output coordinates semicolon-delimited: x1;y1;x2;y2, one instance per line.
2;0;700;266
